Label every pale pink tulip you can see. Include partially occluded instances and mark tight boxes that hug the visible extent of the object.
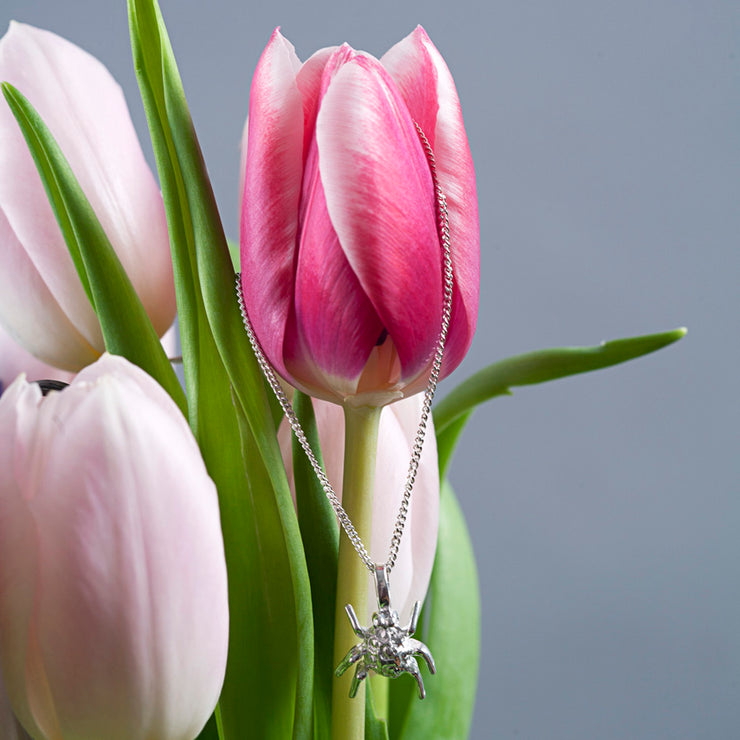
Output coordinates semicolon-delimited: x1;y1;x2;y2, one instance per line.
240;26;479;406
279;394;439;621
0;354;228;740
0;22;175;371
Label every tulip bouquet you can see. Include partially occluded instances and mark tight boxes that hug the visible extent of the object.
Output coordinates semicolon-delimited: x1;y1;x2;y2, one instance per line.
0;1;684;739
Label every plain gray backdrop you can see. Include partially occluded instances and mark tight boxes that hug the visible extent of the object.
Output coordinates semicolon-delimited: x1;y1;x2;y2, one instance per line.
3;1;737;737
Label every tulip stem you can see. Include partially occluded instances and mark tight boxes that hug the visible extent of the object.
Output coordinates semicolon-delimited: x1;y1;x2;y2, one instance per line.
332;404;382;740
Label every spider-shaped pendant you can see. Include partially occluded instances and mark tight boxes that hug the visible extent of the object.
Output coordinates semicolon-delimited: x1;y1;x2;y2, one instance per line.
335;565;436;699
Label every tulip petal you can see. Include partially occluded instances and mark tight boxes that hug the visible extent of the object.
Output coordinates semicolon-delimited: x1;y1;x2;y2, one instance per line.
0;25;98;351
382;27;480;375
74;353;187;435
0;23;174;365
369;395;439;621
240;44;338;201
0;208;98;372
316;54;443;384
286;137;385;399
379;28;440;152
240;28;304;380
295;46;339;158
0;322;74;393
0;379;49;738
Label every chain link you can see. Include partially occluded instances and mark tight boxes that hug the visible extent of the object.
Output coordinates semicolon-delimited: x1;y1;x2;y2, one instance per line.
235;122;453;575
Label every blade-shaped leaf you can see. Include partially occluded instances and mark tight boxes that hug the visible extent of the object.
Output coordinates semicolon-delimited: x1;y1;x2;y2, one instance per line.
1;82;186;415
128;2;313;737
195;711;221;740
292;391;339;739
127;0;203;421
366;682;391;740
389;481;480;740
226;238;240;271
128;0;304;551
434;327;687;440
436;410;472;481
229;395;313;739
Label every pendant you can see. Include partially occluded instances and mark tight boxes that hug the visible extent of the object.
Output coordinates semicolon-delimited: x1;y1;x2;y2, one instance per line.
335;565;436;699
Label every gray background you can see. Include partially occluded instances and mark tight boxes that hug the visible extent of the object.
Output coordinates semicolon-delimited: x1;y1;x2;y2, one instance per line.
3;0;737;737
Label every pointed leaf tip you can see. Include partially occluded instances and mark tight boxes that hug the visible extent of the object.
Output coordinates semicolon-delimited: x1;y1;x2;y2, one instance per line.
434;326;687;437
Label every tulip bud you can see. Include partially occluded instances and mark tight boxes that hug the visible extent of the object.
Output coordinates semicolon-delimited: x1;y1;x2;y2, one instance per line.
0;23;175;371
240;26;479;406
279;394;439;621
0;354;228;740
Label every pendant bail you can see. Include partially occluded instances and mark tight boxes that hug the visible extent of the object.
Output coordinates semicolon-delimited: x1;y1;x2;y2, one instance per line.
374;564;390;608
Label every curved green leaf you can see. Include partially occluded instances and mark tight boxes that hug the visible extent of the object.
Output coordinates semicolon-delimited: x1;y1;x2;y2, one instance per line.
128;3;312;738
292;391;339;739
434;328;687;436
389;481;480;739
436;410;472;481
1;82;186;415
195;712;221;740
229;397;312;739
366;683;391;740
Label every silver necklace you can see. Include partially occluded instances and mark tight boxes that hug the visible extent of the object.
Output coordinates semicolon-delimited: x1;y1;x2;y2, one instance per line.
236;123;453;700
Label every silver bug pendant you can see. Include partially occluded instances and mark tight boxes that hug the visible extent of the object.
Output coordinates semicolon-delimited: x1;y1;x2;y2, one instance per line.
335;565;436;699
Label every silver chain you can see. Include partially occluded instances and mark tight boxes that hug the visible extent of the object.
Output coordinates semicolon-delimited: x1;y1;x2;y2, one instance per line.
236;123;453;575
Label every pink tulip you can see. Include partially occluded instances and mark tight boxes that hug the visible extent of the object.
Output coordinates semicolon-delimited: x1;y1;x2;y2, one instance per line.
240;26;479;406
0;354;228;740
280;394;439;621
0;23;175;372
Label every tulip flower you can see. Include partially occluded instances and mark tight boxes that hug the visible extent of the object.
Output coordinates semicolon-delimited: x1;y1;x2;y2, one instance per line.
279;393;439;621
240;26;479;406
0;22;175;372
0;354;228;740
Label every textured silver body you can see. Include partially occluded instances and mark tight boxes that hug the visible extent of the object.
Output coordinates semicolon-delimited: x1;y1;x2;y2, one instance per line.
335;566;436;698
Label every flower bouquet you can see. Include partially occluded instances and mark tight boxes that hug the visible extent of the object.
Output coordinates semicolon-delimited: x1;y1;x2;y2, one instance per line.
0;1;684;738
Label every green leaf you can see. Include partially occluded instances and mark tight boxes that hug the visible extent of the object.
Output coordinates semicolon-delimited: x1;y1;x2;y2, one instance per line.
292;392;339;739
195;710;221;740
436;410;472;481
227;397;313;739
389;481;480;740
434;327;687;438
128;0;298;525
0;82;186;415
366;682;391;740
226;238;240;271
127;0;203;422
128;2;313;737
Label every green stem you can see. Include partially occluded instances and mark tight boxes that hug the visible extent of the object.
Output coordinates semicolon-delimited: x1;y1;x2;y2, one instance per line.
369;674;389;720
332;404;382;740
